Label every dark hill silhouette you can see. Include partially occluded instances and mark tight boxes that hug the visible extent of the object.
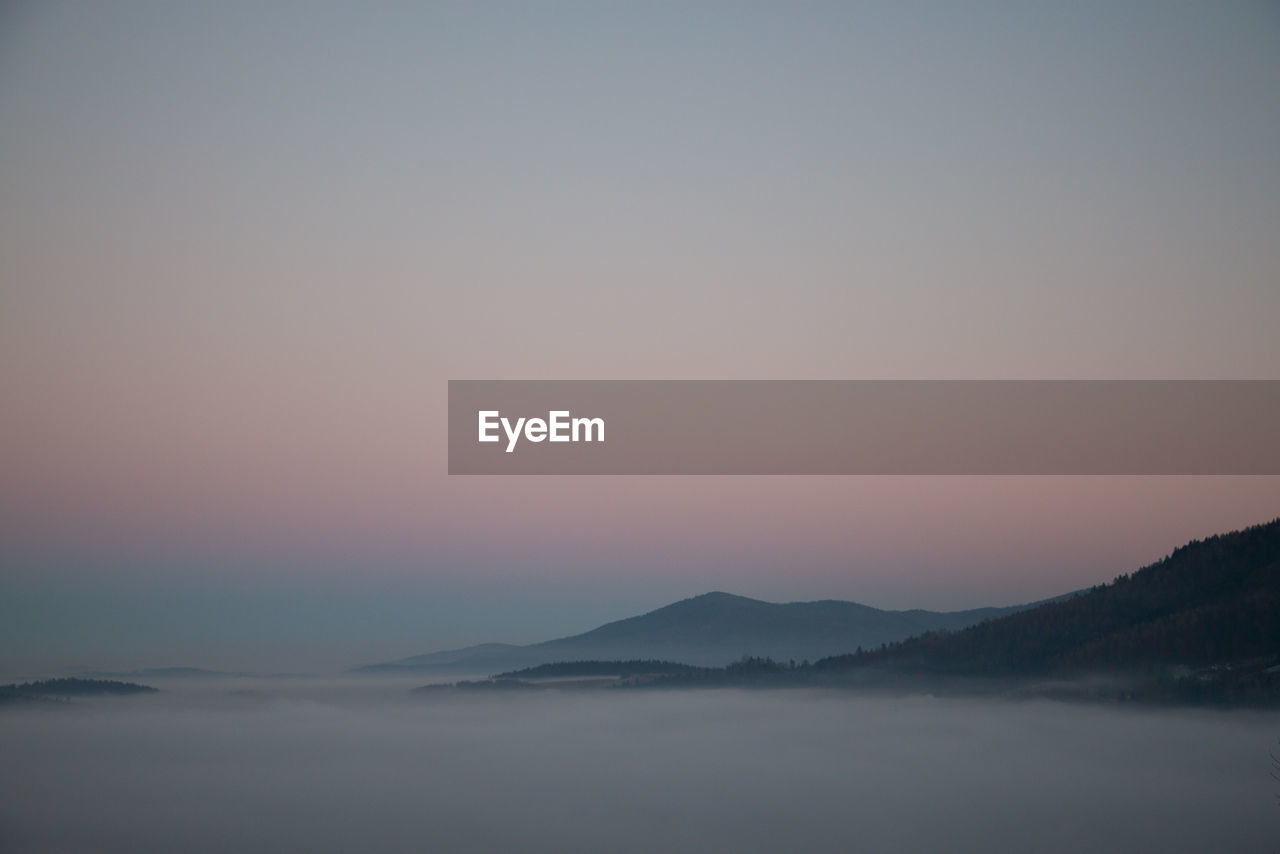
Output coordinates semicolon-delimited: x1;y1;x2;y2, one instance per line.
801;518;1280;702
0;678;158;705
359;592;1054;673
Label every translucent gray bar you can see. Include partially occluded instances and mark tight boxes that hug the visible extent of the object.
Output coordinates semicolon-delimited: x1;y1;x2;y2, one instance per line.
448;381;1280;475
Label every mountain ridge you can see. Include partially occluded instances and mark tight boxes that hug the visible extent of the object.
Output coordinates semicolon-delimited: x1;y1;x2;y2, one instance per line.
444;518;1280;705
813;516;1280;684
358;590;1061;673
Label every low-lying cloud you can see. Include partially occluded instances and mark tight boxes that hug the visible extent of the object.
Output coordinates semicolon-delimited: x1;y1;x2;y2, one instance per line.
1;679;1276;853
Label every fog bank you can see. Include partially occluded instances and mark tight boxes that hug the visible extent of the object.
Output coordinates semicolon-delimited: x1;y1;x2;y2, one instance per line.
1;681;1276;852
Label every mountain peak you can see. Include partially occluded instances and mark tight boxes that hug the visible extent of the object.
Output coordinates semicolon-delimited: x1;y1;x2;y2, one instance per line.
682;591;760;605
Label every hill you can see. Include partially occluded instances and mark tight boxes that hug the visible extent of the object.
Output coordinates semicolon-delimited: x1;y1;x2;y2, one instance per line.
360;592;1048;674
0;678;159;706
802;518;1280;703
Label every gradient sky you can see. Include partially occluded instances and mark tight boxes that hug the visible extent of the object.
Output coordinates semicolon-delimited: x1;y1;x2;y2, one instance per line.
2;1;1278;674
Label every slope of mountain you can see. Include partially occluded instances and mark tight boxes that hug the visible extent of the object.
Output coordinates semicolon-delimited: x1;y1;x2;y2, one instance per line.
814;518;1280;694
358;592;1049;673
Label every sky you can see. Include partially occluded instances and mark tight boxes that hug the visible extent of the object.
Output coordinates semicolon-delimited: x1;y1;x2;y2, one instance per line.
1;1;1278;673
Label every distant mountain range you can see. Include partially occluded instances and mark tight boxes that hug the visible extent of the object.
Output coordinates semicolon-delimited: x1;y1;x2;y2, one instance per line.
427;518;1280;705
358;591;1065;674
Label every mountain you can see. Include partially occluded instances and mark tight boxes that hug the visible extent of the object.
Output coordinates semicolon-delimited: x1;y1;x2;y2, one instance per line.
806;518;1280;702
358;592;1053;674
